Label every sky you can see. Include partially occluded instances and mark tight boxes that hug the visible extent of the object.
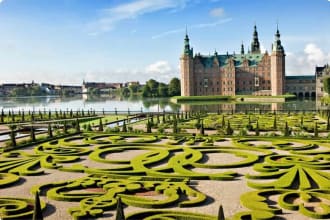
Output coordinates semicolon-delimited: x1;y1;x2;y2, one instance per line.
0;0;329;85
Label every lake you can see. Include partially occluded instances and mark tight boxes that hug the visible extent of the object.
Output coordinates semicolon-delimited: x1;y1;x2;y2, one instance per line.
0;95;321;113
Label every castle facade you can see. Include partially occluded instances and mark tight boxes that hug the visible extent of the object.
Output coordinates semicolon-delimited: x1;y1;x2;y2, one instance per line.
180;26;285;96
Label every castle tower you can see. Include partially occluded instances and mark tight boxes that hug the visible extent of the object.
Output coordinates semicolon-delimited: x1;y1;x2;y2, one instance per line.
180;31;194;96
241;42;245;55
251;25;261;54
271;26;285;96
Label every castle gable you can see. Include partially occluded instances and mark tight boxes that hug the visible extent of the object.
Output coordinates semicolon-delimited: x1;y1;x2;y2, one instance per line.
195;53;266;68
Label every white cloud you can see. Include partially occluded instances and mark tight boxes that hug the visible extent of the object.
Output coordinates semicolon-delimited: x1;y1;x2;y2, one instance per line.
145;60;178;82
209;7;225;17
152;18;232;39
89;0;189;34
0;0;3;3
286;43;330;75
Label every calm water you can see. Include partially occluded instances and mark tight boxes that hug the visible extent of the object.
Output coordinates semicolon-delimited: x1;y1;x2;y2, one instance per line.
0;95;320;113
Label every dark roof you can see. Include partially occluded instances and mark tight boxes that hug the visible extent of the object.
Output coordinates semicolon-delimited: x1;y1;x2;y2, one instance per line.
195;52;264;68
285;75;315;80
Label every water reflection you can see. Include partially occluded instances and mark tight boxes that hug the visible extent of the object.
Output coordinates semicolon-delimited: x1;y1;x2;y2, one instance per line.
0;95;319;113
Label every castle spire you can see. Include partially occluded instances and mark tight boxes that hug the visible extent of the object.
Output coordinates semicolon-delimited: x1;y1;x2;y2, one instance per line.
251;25;261;54
241;42;245;55
183;28;193;57
272;24;284;53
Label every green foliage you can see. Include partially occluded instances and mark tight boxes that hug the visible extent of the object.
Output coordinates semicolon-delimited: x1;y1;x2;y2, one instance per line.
323;77;330;94
168;77;181;96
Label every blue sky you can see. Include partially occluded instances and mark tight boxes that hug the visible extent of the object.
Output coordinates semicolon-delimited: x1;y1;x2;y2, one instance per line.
0;0;329;85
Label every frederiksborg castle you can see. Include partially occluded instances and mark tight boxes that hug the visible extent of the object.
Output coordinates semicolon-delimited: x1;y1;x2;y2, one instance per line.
180;25;325;98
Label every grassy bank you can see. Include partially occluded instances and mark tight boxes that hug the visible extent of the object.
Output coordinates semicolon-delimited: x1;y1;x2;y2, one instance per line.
171;94;296;103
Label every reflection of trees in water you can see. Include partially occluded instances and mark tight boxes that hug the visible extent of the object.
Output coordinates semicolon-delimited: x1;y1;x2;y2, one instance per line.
142;98;180;112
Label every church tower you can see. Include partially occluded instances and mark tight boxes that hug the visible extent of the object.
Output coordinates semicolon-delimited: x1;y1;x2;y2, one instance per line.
251;25;261;54
180;31;194;96
271;26;285;96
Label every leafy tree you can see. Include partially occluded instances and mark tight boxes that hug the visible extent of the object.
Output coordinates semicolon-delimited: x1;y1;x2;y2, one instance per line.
142;85;152;97
168;77;181;96
128;84;140;94
158;83;168;97
121;87;130;97
146;79;159;97
323;77;330;94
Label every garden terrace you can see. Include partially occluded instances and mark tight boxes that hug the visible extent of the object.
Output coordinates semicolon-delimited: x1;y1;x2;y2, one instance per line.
0;112;329;219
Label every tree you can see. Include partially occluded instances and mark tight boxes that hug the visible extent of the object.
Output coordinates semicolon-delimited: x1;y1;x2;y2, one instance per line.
158;83;168;97
121;87;130;97
314;122;318;137
273;116;277;129
284;121;290;137
200;120;205;135
255;120;260;136
226;121;233;135
10;125;16;147
63;121;68;134
30;126;36;142
323;77;330;94
147;79;159;97
146;119;152;133
168;77;181;96
128;84;140;94
218;205;225;220
142;84;152;97
173;118;178;134
99;119;104;132
115;197;125;220
75;119;80;133
0;109;4;123
48;123;53;138
122;121;127;132
32;191;43;220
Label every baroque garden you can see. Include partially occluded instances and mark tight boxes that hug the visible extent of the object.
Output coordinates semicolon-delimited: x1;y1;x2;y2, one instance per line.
0;109;329;219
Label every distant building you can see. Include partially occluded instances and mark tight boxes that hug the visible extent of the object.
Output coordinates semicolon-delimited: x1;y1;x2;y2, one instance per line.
316;64;330;97
82;81;123;94
285;75;316;98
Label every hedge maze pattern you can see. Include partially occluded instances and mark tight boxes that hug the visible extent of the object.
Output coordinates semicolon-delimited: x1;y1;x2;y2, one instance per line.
0;131;330;219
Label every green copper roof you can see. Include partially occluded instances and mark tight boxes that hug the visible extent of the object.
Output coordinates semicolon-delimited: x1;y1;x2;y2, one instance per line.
196;52;265;68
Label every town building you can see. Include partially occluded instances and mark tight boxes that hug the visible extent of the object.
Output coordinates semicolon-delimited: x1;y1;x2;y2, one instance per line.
316;64;330;97
180;25;315;97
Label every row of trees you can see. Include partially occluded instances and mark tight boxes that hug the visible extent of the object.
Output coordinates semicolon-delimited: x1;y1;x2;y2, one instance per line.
142;78;180;97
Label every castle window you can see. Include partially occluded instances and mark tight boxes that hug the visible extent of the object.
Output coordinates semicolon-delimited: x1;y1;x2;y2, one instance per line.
217;88;219;92
217;81;219;85
204;78;208;88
